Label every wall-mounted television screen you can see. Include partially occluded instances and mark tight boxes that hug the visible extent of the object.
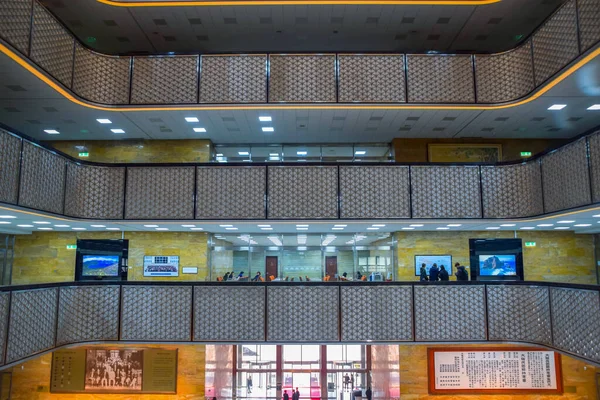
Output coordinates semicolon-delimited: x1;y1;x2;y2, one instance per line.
415;255;453;276
478;255;517;276
82;255;120;277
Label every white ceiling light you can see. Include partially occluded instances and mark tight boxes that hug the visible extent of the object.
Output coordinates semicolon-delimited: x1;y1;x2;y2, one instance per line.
269;153;279;157
367;227;379;230
156;228;169;231
297;151;307;156
547;104;566;110
334;225;347;227
486;227;500;230
38;227;53;230
261;227;273;230
181;224;196;227
106;227;120;231
17;224;33;227
191;228;204;230
0;222;11;225
554;227;569;230
90;224;106;228
193;127;207;133
269;157;280;161
410;224;423;227
185;117;199;122
332;227;344;230
401;227;414;230
72;227;86;231
54;224;70;227
44;129;59;134
436;227;449;230
520;227;535;230
220;224;233;227
226;227;238;230
111;129;125;134
355;151;366;155
587;104;600;110
574;224;592;227
447;224;461;227
96;118;112;124
372;224;386;227
262;127;274;132
296;224;309;227
296;227;308;231
0;216;16;219
259;116;272;122
500;224;516;227
557;220;575;223
257;225;271;228
537;223;553;227
144;225;159;228
33;221;51;224
238;151;249;156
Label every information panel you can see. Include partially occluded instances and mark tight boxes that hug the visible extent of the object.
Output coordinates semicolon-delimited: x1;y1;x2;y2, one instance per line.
428;347;563;395
143;255;179;277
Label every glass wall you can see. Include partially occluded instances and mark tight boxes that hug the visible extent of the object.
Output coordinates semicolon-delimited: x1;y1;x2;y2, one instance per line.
209;234;396;282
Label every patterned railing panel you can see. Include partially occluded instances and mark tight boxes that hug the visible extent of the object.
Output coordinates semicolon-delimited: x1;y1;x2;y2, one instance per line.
474;42;535;103
414;286;487;341
588;131;600;203
196;166;266;219
487;285;552;346
56;286;120;346
121;286;192;341
267;166;338;219
30;2;74;88
542;139;591;213
268;54;337;103
0;129;21;205
6;288;57;363
194;286;265;342
0;0;32;55
406;54;475;103
125;166;195;219
0;292;10;366
64;163;125;219
18;142;65;215
338;55;406;103
411;166;482;218
267;286;339;341
199;55;267;103
131;56;199;104
532;0;580;86
481;161;543;218
550;287;600;363
577;0;600;52
73;44;131;105
339;166;410;219
341;286;413;341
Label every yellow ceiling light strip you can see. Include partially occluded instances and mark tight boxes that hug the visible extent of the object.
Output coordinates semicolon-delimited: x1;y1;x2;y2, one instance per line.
1;41;599;112
97;0;501;6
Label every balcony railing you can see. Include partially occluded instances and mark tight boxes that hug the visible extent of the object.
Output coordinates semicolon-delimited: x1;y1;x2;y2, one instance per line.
1;126;600;220
0;281;597;369
0;0;598;107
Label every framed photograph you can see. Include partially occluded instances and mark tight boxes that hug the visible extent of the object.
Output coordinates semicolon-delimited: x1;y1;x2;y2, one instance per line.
415;255;452;276
428;143;502;163
143;256;179;277
85;349;143;392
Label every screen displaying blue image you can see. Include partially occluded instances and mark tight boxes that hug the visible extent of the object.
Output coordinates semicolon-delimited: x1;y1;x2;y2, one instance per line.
478;254;516;276
82;255;120;277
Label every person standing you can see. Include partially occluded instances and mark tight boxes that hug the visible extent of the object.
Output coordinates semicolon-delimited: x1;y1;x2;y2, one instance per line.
419;263;428;281
350;374;354;390
247;374;253;394
455;263;469;281
366;387;372;400
295;387;300;400
429;263;440;282
344;373;350;390
439;265;449;281
283;390;289;400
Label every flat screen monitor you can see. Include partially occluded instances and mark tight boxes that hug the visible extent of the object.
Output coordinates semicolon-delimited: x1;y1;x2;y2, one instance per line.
81;255;120;277
414;255;452;276
478;254;517;276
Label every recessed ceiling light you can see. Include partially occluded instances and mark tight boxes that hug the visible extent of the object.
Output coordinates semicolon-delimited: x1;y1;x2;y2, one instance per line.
593;214;600;217
106;227;120;231
91;224;106;228
500;224;515;227
537;224;553;227
297;151;307;156
557;220;575;224
33;221;51;224
269;153;279;157
96;118;112;124
332;227;344;230
447;224;461;227
54;224;70;227
296;225;309;227
191;228;204;230
574;224;591;227
193;127;206;133
296;228;308;231
402;227;414;230
156;228;169;231
334;225;347;227
258;225;271;228
44;129;59;134
18;224;34;227
185;117;199;122
220;224;233;227
262;127;274;132
548;104;566;110
238;151;249;156
587;105;600;110
72;227;86;231
261;227;273;230
436;227;449;230
225;227;238;230
554;227;569;230
372;224;386;227
520;227;535;230
367;227;379;230
486;227;500;230
111;129;125;133
0;216;16;219
0;222;11;225
259;116;272;122
181;224;196;227
410;224;423;227
144;225;159;228
355;151;366;155
38;227;53;230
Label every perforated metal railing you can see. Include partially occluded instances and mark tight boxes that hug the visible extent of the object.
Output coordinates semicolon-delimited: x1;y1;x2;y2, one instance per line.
0;281;597;369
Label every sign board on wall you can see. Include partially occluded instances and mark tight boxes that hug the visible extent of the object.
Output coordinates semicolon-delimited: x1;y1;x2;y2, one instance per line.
51;348;177;394
143;256;179;277
427;347;563;395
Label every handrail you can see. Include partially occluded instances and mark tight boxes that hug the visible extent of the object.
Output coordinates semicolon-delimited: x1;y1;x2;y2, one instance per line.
0;0;598;108
0;280;597;369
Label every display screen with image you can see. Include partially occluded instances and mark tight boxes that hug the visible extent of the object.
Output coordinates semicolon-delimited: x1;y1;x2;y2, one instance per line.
414;255;452;276
82;255;120;277
478;255;516;276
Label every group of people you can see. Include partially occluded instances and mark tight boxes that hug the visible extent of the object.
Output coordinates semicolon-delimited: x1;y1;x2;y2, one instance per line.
420;262;469;281
282;387;301;400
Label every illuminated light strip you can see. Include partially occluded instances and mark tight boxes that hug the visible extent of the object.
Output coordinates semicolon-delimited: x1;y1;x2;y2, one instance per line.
0;40;599;112
97;0;501;6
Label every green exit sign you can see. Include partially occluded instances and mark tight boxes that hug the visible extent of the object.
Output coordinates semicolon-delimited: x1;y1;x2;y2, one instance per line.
525;242;536;247
66;244;77;250
78;152;89;157
521;152;532;157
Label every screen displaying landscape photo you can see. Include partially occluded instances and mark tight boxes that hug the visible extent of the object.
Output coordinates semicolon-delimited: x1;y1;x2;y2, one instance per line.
478;255;517;276
82;255;120;277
